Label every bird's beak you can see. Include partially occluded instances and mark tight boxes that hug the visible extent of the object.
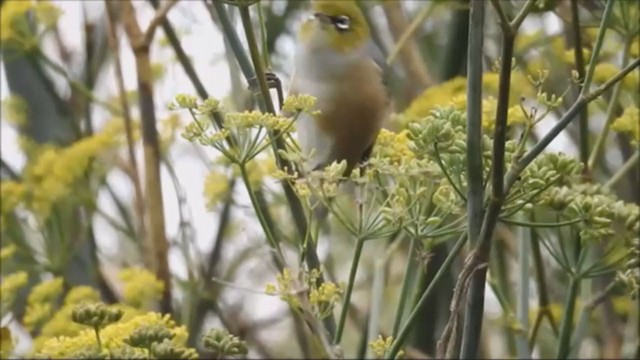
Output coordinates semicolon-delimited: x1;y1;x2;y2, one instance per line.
313;12;332;25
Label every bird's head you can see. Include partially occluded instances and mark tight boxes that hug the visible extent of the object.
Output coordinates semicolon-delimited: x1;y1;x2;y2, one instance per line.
298;0;370;54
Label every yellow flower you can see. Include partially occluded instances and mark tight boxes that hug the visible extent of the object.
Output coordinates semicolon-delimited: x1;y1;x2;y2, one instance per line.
592;63;620;85
373;129;415;164
28;277;63;304
64;286;101;305
118;267;165;310
0;181;25;216
369;335;394;358
203;170;231;210
612;106;639;144
0;0;62;50
36;312;191;358
0;245;16;262
18;122;121;220
1;271;28;314
404;72;533;127
24;302;52;331
23;277;64;331
267;268;302;309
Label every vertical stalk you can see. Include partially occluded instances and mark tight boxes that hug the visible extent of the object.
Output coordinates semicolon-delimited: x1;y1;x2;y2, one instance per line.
365;259;386;359
387;234;467;359
121;0;172;313
461;27;515;360
557;276;581;359
587;39;632;170
334;237;365;344
569;0;590;170
104;0;146;248
516;214;531;359
391;238;418;337
466;0;485;249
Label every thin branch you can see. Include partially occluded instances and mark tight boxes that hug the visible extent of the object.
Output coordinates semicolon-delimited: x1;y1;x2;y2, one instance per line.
569;0;590;169
104;0;146;247
505;57;640;192
121;0;172;314
143;0;179;45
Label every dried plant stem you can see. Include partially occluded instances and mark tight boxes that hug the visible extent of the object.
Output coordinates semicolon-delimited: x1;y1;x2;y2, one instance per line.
121;0;176;313
104;0;146;250
382;0;432;96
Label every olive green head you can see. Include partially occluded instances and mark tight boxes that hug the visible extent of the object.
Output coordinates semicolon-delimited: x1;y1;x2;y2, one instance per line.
299;0;370;54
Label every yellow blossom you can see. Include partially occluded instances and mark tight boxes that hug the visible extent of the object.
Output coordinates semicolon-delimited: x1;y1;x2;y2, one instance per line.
27;277;63;304
373;129;415;164
203;170;231;210
0;181;26;217
592;63;620;85
23;277;64;330
612;106;639;144
36;312;190;358
118;267;165;309
0;271;28;314
23;302;53;331
0;245;16;261
267;268;302;309
64;286;101;305
369;335;394;358
18;122;121;219
1;1;62;49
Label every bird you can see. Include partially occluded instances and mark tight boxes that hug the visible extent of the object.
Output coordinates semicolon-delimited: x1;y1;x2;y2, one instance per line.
289;0;390;177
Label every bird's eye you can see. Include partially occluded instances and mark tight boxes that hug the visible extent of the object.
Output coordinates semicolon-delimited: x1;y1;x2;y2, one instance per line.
332;15;351;31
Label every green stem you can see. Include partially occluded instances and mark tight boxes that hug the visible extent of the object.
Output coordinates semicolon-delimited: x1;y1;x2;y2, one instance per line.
515;212;530;358
588;39;632;171
239;164;285;270
334;237;365;345
604;151;639;189
569;0;589;168
93;327;103;350
499;217;582;228
579;0;615;96
391;238;418;337
387;233;467;359
556;276;581;359
365;259;386;359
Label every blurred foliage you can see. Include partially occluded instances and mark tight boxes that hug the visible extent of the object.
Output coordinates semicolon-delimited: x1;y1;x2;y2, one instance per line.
1;0;639;359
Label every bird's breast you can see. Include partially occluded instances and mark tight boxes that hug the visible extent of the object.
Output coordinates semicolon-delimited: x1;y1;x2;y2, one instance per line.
291;59;388;171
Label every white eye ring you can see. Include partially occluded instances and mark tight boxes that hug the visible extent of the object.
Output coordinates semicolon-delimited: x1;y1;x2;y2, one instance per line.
334;15;350;31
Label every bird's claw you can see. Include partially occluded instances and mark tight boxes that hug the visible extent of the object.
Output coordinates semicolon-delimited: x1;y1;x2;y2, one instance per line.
248;71;284;111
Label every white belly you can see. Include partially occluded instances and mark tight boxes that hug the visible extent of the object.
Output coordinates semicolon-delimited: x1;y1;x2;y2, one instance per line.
296;111;334;171
291;76;337;171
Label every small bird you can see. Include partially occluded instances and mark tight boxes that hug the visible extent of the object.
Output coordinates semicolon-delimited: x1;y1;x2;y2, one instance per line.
289;0;390;176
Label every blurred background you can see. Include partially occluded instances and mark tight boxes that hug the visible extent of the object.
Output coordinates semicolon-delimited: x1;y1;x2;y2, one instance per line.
1;0;638;358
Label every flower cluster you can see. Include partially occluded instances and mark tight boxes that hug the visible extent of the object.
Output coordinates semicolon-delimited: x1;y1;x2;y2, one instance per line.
0;120;122;224
118;267;165;310
36;309;195;359
611;106;639;144
368;335;394;359
202;329;248;358
0;0;62;52
265;267;343;320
